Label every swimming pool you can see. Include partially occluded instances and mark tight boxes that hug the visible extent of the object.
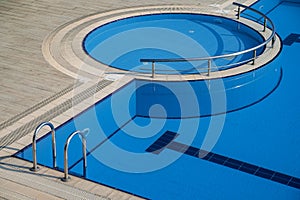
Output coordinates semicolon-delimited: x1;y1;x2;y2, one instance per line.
16;1;300;199
16;61;282;198
83;13;264;74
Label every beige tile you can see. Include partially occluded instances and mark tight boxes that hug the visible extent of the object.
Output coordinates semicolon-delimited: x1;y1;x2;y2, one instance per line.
4;142;25;155
108;191;132;200
16;134;32;147
73;179;97;191
90;184;114;197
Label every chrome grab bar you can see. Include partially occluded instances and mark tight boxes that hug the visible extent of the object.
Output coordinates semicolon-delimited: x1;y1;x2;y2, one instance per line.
30;121;56;172
234;2;275;35
140;2;276;77
61;129;89;182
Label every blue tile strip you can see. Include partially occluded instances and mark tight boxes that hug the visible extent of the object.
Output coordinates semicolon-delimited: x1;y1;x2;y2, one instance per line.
146;131;300;190
146;131;178;154
283;33;300;46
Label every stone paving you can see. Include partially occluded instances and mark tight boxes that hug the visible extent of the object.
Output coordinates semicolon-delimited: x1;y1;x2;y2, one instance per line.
0;0;265;199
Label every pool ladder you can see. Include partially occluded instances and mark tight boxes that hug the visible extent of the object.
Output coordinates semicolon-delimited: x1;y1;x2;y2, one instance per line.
30;122;56;171
61;129;89;182
30;121;89;182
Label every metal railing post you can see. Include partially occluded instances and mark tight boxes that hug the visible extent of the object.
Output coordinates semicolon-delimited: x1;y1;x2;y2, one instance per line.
263;18;267;32
151;62;155;78
30;122;56;172
61;129;89;182
271;36;275;48
252;50;257;65
208;59;211;76
82;134;87;178
51;128;57;168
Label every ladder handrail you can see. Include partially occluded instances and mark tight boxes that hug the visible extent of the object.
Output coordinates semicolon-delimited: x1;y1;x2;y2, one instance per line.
30;121;56;171
61;129;89;182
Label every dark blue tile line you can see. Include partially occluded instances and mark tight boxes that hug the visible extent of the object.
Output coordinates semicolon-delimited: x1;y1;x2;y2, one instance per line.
145;135;300;190
283;33;300;46
145;131;178;154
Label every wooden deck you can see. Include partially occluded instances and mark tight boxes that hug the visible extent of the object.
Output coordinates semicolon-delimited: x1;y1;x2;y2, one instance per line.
0;0;256;199
0;0;251;123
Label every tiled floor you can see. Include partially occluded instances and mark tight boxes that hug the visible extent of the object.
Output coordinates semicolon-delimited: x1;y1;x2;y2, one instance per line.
0;0;265;199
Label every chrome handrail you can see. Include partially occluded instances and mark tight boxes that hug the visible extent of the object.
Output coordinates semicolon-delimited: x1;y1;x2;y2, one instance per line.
140;2;276;78
61;129;89;182
30;121;56;172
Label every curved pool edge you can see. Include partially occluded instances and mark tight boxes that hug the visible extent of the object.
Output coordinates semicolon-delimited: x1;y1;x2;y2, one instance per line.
42;4;282;82
83;13;266;74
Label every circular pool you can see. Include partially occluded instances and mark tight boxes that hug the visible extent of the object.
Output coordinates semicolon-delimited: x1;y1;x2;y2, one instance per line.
83;13;265;74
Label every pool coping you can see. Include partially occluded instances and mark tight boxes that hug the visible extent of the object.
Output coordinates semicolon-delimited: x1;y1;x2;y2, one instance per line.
42;4;281;82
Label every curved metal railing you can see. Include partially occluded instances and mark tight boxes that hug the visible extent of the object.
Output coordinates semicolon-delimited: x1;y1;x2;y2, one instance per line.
61;129;89;182
140;2;276;78
30;121;56;172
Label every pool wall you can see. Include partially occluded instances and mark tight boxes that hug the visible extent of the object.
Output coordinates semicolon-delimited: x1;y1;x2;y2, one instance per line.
136;61;281;118
86;80;137;138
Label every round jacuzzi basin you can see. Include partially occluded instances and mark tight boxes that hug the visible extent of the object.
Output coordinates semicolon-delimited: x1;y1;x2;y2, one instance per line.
83;13;264;74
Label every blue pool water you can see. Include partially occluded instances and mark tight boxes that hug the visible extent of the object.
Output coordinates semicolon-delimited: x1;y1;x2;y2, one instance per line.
83;13;264;74
16;1;300;199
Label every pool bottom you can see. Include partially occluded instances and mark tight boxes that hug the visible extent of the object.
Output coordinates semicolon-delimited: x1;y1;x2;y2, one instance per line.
15;115;300;199
14;62;289;199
